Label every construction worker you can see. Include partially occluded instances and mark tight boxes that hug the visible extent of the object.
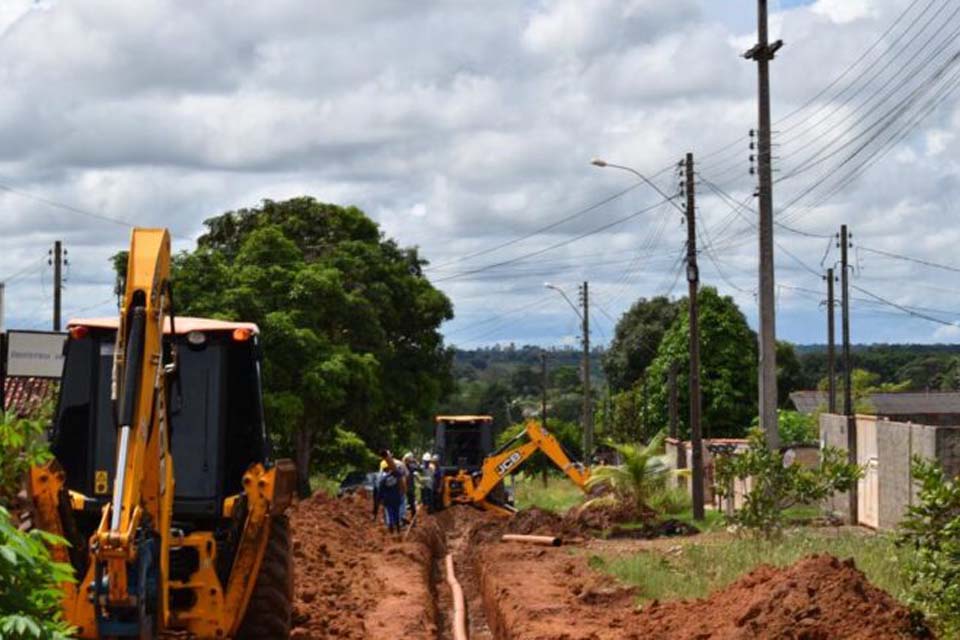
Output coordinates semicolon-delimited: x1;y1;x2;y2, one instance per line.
432;453;442;511
419;453;435;513
377;450;406;535
402;452;418;520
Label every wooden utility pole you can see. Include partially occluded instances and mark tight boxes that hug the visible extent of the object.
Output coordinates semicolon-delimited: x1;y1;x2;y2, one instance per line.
825;268;837;414
580;281;593;458
540;351;548;430
685;152;705;521
746;0;783;450
669;360;684;469
52;240;63;331
840;224;857;523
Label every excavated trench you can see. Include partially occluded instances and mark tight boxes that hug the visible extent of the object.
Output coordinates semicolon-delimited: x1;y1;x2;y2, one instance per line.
429;508;495;640
290;493;933;640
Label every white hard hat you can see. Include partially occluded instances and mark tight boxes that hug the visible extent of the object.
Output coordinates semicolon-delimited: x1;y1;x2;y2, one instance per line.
422;453;432;463
403;451;415;462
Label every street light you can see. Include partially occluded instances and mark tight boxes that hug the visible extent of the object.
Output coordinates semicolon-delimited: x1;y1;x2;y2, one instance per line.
544;282;582;319
591;158;686;214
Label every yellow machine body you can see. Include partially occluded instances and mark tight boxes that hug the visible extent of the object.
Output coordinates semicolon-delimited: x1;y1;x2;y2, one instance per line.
27;228;296;638
442;420;590;516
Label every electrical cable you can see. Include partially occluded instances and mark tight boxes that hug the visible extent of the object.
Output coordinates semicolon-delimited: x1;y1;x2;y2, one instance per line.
432;195;676;283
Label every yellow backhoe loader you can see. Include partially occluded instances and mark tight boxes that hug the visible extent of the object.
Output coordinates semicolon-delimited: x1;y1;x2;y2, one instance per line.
439;418;590;516
26;228;296;638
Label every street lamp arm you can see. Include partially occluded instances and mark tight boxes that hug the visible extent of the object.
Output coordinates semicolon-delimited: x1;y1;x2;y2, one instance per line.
544;283;583;320
591;159;685;215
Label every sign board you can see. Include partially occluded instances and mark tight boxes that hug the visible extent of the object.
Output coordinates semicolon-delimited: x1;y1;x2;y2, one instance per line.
5;330;67;378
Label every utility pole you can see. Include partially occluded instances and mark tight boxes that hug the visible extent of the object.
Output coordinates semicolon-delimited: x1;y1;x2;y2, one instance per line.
825;268;837;414
840;224;857;524
0;281;5;334
579;281;593;458
746;0;783;451
51;240;63;332
668;359;684;467
641;374;648;441
540;351;548;430
685;152;705;521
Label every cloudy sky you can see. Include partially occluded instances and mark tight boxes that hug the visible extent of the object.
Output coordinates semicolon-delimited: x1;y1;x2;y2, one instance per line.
1;0;958;348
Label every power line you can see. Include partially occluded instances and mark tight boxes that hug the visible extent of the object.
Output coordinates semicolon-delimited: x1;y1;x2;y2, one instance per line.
859;245;960;274
432;196;676;283
425;182;646;271
851;283;956;326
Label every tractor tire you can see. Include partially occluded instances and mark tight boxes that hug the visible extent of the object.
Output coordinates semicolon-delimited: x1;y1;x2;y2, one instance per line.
235;515;293;639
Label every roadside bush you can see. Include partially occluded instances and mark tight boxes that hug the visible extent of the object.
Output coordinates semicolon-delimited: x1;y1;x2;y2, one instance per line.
898;457;960;636
715;428;861;538
0;506;74;640
0;411;53;508
584;432;669;516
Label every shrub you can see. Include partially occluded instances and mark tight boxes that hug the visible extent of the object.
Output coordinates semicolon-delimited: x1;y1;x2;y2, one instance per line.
898;457;960;636
0;411;53;508
715;428;861;538
584;432;669;515
0;506;75;639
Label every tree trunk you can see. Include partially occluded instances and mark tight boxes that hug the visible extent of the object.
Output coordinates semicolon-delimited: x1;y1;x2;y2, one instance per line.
294;427;312;498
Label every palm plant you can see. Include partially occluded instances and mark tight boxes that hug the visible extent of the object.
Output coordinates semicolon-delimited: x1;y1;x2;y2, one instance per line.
584;431;669;514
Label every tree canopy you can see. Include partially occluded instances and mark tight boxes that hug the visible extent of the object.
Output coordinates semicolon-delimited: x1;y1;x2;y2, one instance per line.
602;296;679;392
643;287;758;439
166;197;453;491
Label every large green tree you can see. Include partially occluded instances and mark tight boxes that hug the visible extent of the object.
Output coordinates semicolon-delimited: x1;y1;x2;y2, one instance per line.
169;198;453;493
644;287;758;439
602;296;679;392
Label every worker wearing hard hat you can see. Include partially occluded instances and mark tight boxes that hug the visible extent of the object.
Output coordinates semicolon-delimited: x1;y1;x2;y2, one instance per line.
377;451;406;535
401;452;419;521
419;453;436;513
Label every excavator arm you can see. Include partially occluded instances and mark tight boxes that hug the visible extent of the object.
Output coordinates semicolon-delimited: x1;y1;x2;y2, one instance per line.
93;228;175;635
444;420;590;516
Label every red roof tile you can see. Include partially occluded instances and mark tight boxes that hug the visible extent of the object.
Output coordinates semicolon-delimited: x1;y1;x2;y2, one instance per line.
3;377;57;418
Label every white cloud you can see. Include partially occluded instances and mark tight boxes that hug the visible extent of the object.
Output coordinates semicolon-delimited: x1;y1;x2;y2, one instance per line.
0;0;955;347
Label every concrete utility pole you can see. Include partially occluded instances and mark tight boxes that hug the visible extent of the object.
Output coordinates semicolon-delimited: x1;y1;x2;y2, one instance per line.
685;152;705;521
0;281;5;334
825;268;837;414
52;240;64;331
840;224;857;523
579;281;593;457
746;0;783;450
669;360;684;469
540;351;548;430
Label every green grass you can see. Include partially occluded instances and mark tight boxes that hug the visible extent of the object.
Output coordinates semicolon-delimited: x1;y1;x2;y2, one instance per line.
591;529;910;605
512;474;587;512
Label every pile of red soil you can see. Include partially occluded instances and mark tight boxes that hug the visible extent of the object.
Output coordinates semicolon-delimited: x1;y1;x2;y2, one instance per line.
634;554;932;639
289;492;438;639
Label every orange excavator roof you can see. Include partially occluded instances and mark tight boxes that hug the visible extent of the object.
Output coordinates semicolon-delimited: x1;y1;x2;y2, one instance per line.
435;415;493;423
69;316;260;336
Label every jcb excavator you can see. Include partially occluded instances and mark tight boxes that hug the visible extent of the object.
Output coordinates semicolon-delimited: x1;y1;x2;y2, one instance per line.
26;229;296;638
440;418;590;517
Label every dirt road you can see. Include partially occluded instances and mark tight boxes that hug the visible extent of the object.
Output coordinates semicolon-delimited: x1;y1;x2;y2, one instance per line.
288;493;931;639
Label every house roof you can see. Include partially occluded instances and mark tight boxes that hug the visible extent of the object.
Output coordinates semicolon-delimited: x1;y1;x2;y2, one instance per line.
3;377;57;418
789;390;960;416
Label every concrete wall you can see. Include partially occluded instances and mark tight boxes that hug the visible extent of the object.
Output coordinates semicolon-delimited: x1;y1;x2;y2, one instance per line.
821;413;960;530
820;413;851;521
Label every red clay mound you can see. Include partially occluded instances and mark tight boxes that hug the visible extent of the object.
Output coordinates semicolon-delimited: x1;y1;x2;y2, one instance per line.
634;554;932;639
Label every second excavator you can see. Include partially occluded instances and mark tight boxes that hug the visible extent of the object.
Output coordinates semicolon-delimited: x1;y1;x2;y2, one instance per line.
437;417;590;516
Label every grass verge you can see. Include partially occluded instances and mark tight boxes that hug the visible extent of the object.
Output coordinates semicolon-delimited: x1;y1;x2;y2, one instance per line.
590;528;910;605
512;474;586;512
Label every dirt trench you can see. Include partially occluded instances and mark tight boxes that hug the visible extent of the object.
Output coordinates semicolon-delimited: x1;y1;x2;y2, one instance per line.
288;494;932;640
